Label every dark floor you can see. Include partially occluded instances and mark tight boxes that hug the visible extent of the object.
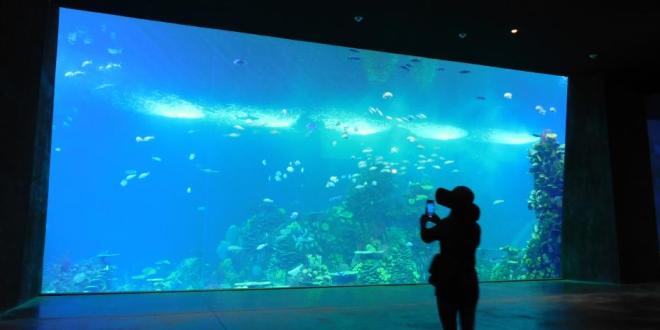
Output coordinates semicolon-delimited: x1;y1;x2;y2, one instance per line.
1;280;659;329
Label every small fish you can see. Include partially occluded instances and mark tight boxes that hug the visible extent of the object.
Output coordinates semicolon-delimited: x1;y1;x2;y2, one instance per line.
444;160;455;165
349;48;360;53
341;132;349;139
227;245;243;252
406;136;416;143
290;211;299;220
256;243;269;251
262;198;274;203
81;60;93;67
54;147;62;152
405;241;413;247
151;156;162;162
294;160;301;166
325;181;336;188
300;167;304;173
226;132;240;138
535;105;546;115
120;179;128;187
391;168;398;174
362;147;373;153
371;180;378;186
432;165;442;170
459;70;471;74
347;56;361;60
493;199;505;205
286;166;294;173
189;153;196;160
186;186;192;194
410;58;421;63
202;168;220;174
274;176;282;182
329;176;339;183
64;70;85;78
357;160;367;168
416;113;427;119
125;174;137;180
282;173;288;179
355;184;365;189
416;166;426;170
385;115;393;121
400;65;410;71
369;166;378;171
437;67;446;71
332;140;338;147
138;172;150;179
549;106;557;112
233;125;245;130
451;169;460;173
382;91;394;100
476;96;486;100
107;48;122;55
187;129;196;134
503;92;513;99
233;58;245;65
125;169;137;175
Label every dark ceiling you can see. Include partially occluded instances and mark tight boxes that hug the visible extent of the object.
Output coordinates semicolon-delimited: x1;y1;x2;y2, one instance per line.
54;1;660;77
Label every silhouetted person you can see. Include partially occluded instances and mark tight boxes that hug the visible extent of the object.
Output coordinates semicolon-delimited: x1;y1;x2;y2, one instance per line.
420;186;481;330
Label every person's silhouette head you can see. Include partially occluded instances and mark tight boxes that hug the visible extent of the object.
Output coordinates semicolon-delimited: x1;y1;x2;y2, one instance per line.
451;186;474;207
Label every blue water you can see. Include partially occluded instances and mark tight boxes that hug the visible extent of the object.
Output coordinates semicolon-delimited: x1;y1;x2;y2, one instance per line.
43;8;567;292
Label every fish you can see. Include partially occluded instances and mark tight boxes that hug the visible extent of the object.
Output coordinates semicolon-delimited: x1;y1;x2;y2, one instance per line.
355;184;365;189
503;92;513;99
493;199;505;205
549;107;557;112
233;125;245;130
125;169;137;175
535;105;546;115
120;179;128;187
437;67;445;71
349;48;360;53
262;159;267;166
276;171;282;176
233;58;245;65
444;160;455;165
81;60;93;67
227;245;243;252
406;136;416;143
54;147;62;152
125;174;137;180
135;135;155;143
341;132;349;139
325;181;336;188
371;180;378;186
286;166;294;173
385;115;393;121
416;113;427;119
357;161;367;169
332;140;338;147
283;173;288;179
274;176;282;182
107;48;122;55
138;172;150;179
459;70;471;74
256;243;268;250
451;169;460;173
64;70;85;78
369;166;378;171
202;168;220;174
416;166;426;170
330;176;339;183
288;264;304;277
186;186;192;194
189;153;196;160
476;96;486;100
347;56;361;60
432;165;442;170
405;241;413;247
262;198;274;203
151;156;162;162
226;132;240;138
300;167;304;173
281;109;288;116
410;58;421;63
328;195;343;202
382;91;394;100
290;211;299;220
362;147;373;153
390;168;398;174
294;160;302;166
400;65;410;71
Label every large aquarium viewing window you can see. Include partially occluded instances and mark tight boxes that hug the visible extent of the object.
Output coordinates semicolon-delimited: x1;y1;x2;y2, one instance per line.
43;8;568;293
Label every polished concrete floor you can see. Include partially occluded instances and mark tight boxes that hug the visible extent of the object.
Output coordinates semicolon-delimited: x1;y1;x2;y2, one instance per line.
1;280;659;329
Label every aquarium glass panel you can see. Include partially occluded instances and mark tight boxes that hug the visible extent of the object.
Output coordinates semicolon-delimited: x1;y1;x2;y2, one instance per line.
42;8;568;293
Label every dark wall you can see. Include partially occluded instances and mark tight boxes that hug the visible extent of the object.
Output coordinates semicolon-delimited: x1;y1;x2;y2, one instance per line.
562;75;620;282
563;73;660;283
0;1;55;313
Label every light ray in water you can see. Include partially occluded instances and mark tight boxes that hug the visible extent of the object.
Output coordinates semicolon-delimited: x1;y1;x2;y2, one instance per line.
485;130;540;144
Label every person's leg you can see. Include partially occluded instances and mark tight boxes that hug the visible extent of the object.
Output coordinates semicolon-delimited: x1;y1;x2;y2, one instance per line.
457;302;476;330
436;295;458;330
